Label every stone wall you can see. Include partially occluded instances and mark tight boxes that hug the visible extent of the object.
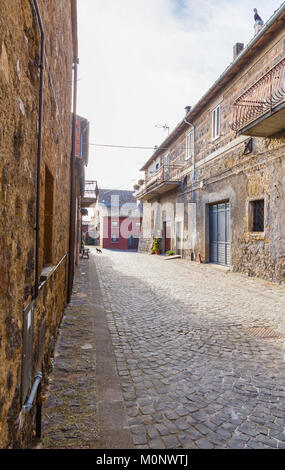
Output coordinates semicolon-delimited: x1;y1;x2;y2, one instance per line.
0;0;74;448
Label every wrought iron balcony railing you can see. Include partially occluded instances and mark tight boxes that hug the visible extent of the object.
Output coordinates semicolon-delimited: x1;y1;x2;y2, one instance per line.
82;180;98;207
84;180;98;199
135;164;183;200
231;57;285;133
147;164;183;187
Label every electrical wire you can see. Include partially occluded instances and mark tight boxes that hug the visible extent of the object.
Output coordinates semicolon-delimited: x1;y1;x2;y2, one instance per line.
87;140;232;152
88;143;158;150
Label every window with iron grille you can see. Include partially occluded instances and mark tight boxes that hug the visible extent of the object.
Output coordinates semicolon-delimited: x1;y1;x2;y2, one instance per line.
252;199;264;232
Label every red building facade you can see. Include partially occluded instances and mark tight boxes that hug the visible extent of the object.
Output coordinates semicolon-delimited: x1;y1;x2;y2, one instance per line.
92;189;143;250
102;216;142;250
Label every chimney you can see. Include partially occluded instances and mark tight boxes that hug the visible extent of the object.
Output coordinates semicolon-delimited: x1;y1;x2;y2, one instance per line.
233;43;244;60
185;105;191;115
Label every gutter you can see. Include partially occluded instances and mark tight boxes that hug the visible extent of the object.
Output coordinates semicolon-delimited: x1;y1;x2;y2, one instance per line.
30;0;45;300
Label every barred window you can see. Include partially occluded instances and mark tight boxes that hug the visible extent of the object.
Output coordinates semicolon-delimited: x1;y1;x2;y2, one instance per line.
252;200;264;232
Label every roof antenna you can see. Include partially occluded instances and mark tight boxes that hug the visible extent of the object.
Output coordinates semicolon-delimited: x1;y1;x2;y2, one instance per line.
155;123;170;136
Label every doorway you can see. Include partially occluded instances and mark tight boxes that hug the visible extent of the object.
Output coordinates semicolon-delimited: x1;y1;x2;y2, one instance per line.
209;202;230;266
163;221;171;253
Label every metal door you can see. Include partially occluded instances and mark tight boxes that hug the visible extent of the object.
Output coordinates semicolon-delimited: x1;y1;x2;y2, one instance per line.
210;202;230;266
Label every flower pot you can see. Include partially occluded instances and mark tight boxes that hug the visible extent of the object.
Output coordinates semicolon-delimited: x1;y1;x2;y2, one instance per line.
155;250;160;255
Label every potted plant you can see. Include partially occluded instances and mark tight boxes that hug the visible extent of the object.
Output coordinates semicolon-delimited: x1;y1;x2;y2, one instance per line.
152;238;161;254
138;179;144;185
133;184;139;191
166;250;175;256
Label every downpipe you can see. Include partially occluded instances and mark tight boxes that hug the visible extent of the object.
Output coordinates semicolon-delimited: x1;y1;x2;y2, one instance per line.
23;371;43;438
67;58;79;303
30;0;45;300
23;372;42;412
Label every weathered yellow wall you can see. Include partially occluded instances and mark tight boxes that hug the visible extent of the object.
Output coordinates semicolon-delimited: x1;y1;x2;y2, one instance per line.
0;0;73;448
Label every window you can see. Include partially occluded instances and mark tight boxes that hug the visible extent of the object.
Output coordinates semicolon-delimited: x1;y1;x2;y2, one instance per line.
249;199;264;232
212;104;221;140
164;153;170;165
135;222;141;228
251;200;264;232
186;130;194;160
111;221;118;227
111;236;119;243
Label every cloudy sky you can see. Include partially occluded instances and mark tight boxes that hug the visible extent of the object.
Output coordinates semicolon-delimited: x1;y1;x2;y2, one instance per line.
77;0;283;190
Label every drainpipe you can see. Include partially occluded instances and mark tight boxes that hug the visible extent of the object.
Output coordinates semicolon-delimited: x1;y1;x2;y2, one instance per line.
31;0;45;299
23;372;42;412
183;116;196;182
67;59;79;303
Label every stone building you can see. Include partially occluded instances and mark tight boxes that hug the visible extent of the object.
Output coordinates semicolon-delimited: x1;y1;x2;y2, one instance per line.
0;0;81;448
135;4;285;282
91;189;142;250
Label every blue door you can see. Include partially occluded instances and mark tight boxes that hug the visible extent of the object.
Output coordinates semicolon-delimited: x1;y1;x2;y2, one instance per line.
210;202;230;266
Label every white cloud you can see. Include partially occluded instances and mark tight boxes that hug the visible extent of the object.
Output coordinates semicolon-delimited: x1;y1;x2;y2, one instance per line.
77;0;284;189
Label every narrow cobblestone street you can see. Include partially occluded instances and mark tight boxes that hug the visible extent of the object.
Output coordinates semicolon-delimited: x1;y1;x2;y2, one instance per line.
42;248;285;449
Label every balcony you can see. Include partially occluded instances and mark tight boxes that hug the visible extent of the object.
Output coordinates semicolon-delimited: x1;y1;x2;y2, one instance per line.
231;57;285;137
135;164;183;201
81;180;98;207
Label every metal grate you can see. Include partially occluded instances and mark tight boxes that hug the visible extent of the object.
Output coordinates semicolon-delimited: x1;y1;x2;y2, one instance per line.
246;326;283;339
253;200;264;232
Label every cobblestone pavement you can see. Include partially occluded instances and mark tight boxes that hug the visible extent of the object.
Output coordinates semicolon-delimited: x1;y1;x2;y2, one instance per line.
93;248;285;449
41;257;133;449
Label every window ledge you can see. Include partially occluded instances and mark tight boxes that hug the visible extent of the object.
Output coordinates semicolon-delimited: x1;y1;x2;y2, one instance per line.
40;265;55;282
245;232;265;241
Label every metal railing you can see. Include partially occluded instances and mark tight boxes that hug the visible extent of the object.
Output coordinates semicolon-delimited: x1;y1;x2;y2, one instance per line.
135;164;183;198
84;180;98;199
231;57;285;132
146;164;182;187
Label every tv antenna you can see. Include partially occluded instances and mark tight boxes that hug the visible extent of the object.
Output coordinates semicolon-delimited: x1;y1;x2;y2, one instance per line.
155;123;169;136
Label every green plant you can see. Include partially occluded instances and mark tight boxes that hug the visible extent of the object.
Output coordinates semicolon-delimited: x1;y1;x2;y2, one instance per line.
166;250;175;256
152;238;161;253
